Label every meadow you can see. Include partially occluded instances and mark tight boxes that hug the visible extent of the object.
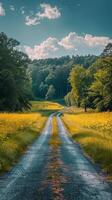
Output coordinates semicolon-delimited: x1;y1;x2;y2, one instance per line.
31;100;63;115
0;112;47;172
0;100;63;173
62;110;112;179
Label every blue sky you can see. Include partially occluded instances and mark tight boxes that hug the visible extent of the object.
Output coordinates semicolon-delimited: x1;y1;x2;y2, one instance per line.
0;0;112;59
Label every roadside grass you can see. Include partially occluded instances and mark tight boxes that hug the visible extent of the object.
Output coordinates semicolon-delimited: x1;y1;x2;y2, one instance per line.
0;113;47;172
49;117;61;147
63;106;93;114
0;100;63;173
62;111;112;179
31;101;64;116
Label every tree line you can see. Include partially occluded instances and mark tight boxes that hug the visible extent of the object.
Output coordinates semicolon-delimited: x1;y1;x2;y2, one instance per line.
31;55;97;100
0;32;112;112
31;43;112;112
65;44;112;111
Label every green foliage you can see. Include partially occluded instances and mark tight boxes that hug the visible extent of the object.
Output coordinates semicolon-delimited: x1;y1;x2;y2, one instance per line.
0;32;31;111
45;85;56;100
90;57;112;111
101;43;112;57
67;55;112;112
1;32;111;112
68;65;91;110
31;55;97;99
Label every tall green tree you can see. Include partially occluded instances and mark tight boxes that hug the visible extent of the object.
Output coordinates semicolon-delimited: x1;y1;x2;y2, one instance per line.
90;57;112;111
68;65;91;111
30;55;97;99
0;32;31;111
45;85;56;100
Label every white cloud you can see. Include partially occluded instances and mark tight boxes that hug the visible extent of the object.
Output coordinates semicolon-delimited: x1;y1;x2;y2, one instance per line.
10;5;15;11
58;32;81;50
59;32;112;49
25;3;61;26
25;16;40;26
37;3;61;19
84;34;111;47
0;2;5;16
24;37;58;60
23;33;112;60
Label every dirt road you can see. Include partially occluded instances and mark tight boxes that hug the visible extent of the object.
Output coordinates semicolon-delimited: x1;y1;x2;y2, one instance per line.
0;114;111;200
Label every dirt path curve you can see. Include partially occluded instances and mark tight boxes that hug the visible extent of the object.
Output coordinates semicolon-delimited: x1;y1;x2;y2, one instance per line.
0;115;53;200
57;115;112;200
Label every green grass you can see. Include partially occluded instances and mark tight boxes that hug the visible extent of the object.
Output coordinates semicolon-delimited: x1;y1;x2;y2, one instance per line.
31;100;64;116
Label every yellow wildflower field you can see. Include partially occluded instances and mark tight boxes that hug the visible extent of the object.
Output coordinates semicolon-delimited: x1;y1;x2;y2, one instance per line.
0;113;47;172
62;112;112;136
62;112;112;178
0;113;46;138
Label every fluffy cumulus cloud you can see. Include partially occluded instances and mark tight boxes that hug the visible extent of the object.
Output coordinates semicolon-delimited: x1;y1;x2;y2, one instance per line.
37;3;61;19
24;37;58;60
58;32;81;50
59;32;112;49
0;2;5;16
84;34;111;47
24;33;112;60
25;3;61;26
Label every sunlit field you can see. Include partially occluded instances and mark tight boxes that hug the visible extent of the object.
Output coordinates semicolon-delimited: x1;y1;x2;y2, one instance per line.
0;113;47;172
0;100;63;173
31;101;64;114
62;111;112;178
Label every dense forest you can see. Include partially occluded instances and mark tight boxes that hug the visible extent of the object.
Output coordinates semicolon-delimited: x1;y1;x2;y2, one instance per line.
31;43;112;111
31;55;97;99
0;32;112;112
64;43;112;111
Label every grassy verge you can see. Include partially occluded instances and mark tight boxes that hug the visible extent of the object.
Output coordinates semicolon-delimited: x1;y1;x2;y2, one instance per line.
0;100;63;173
30;100;64;116
62;111;112;180
0;113;47;172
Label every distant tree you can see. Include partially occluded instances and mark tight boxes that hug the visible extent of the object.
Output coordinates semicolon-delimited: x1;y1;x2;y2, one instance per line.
68;65;91;111
101;43;112;57
45;71;55;85
45;85;56;100
90;57;112;111
64;91;76;106
31;55;97;99
39;82;48;98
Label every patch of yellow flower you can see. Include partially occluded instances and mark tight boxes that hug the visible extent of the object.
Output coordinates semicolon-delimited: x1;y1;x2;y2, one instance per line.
0;113;47;172
0;113;46;139
62;112;112;178
63;112;112;137
31;101;63;112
